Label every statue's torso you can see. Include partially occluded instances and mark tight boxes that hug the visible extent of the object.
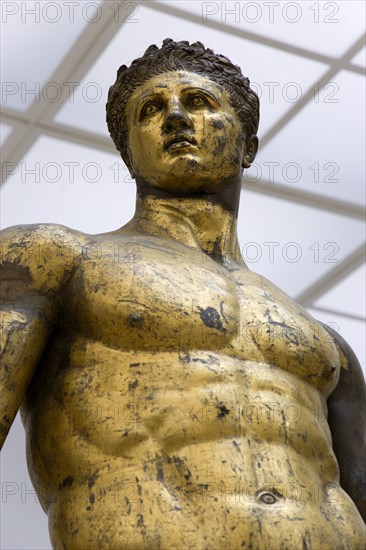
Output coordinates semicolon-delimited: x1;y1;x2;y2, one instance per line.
22;233;365;549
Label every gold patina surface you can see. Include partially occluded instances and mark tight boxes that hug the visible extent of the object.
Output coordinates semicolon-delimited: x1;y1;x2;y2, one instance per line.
1;62;365;549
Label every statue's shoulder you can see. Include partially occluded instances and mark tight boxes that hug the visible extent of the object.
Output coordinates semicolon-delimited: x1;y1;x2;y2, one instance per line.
243;271;364;383
1;222;88;251
239;268;336;335
320;322;364;380
0;223;90;274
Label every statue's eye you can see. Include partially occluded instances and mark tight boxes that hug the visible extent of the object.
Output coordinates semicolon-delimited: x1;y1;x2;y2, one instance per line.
140;102;160;119
188;94;208;108
258;492;279;505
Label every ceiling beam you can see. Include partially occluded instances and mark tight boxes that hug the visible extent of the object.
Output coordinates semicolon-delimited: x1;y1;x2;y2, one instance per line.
146;1;365;74
295;243;365;306
308;305;365;323
0;0;130;169
259;34;365;147
242;178;365;220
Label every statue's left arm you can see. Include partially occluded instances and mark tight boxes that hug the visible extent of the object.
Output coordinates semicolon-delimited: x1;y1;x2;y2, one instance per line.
322;323;366;523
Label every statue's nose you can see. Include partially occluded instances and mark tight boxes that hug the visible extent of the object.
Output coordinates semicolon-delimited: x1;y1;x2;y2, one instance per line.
163;100;192;132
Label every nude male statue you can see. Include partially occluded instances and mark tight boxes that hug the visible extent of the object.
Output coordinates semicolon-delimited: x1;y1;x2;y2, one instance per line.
1;39;365;549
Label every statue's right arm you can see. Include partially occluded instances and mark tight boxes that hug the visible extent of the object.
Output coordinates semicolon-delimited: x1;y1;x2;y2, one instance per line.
0;224;76;448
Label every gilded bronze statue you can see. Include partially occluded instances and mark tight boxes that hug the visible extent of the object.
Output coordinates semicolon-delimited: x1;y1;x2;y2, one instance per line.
1;39;365;549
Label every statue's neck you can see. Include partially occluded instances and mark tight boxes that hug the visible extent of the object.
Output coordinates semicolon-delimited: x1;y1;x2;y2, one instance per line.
128;188;246;268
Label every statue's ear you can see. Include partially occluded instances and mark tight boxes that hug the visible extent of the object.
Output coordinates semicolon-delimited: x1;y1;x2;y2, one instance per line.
242;135;258;169
125;147;135;178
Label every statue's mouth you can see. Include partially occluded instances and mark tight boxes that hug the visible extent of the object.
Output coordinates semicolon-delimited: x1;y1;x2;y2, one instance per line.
165;134;197;151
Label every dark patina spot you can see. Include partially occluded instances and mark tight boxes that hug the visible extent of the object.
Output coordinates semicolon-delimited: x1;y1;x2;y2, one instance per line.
60;476;74;489
198;306;225;332
216;402;230;419
128;379;138;391
128;312;144;327
87;473;98;488
136;514;145;528
211;119;225;129
156;459;164;483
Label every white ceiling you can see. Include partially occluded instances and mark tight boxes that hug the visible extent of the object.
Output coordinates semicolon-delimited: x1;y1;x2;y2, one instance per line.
1;1;365;548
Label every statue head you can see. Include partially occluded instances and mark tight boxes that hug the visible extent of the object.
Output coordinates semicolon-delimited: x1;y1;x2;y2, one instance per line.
106;38;260;175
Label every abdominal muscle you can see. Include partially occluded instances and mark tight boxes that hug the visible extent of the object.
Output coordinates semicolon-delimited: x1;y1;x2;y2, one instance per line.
23;338;365;550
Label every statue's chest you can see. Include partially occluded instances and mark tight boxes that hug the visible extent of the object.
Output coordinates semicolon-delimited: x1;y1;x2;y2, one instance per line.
64;238;339;392
65;239;239;350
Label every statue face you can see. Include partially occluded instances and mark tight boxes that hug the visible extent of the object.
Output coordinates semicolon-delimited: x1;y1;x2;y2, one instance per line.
126;71;251;192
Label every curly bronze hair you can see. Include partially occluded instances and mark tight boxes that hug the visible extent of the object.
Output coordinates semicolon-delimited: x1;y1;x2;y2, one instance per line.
106;38;260;171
